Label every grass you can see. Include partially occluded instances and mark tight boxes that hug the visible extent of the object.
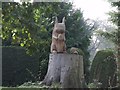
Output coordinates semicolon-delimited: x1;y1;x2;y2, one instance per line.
0;81;60;90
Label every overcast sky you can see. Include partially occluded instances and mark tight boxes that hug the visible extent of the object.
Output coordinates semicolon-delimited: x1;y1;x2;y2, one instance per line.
72;0;114;20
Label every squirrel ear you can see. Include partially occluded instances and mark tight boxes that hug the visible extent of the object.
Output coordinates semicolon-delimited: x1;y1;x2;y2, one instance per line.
55;17;58;24
62;17;65;23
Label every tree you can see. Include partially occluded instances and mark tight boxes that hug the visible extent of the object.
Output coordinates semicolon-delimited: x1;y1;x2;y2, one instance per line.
99;1;120;87
43;54;84;88
0;1;1;35
110;1;120;87
2;2;94;82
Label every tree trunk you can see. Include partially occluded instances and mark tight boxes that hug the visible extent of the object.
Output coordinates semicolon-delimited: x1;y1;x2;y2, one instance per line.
42;53;84;88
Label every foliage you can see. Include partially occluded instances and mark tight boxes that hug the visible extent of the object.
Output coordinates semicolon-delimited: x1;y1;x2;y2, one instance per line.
17;81;61;89
2;46;39;87
2;2;94;82
0;1;1;37
110;2;120;87
88;81;102;88
99;1;120;87
98;30;118;45
90;50;117;88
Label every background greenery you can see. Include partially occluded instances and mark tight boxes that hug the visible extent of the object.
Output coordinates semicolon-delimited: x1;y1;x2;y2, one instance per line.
1;1;120;88
2;2;94;86
99;1;120;87
2;46;39;87
90;50;117;88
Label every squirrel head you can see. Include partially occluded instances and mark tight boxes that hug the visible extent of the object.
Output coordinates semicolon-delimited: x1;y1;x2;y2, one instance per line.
54;17;66;34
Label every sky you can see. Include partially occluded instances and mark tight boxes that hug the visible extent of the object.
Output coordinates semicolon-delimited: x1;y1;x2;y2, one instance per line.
72;0;113;20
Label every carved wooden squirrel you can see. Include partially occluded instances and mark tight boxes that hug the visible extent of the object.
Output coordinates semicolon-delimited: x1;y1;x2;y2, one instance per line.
51;17;66;53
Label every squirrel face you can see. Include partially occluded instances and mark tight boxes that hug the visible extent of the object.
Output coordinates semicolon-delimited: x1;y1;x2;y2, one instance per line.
54;23;65;34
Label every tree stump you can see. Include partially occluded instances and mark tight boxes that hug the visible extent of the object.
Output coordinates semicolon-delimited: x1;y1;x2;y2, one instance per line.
42;53;84;88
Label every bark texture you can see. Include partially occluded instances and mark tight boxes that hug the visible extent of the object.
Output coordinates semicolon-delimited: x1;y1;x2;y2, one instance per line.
42;53;84;88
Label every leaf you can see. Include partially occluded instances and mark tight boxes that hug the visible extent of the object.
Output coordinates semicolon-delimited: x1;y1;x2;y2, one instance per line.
20;43;24;47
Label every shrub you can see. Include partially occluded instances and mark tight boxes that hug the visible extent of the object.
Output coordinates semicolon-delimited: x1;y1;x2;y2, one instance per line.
2;46;39;87
90;50;117;88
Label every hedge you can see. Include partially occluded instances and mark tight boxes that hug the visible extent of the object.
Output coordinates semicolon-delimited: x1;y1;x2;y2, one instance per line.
2;46;39;87
90;50;117;88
